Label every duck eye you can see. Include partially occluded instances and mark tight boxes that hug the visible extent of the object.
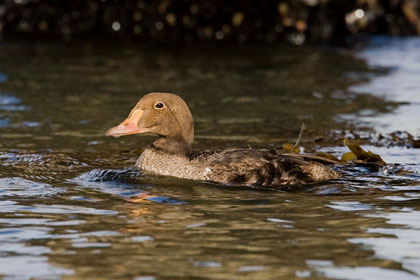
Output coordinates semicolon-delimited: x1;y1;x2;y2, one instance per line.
155;103;164;109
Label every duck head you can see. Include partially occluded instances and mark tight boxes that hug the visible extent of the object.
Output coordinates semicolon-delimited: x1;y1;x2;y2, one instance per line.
106;92;194;156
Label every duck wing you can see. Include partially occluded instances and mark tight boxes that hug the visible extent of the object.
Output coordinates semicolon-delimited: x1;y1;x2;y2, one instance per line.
193;148;339;186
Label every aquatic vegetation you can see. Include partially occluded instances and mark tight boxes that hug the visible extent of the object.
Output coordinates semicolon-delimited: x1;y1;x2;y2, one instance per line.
343;138;386;165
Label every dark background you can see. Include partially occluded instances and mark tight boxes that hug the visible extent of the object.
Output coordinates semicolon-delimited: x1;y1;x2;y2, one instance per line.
1;0;420;44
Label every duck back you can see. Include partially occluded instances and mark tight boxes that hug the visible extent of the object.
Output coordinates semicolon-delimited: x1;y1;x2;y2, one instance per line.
192;148;339;186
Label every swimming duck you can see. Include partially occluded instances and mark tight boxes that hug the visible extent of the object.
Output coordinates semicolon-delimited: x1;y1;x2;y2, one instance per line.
106;92;339;186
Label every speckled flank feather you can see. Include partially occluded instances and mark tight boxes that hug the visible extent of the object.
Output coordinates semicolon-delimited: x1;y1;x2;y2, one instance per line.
108;92;340;186
137;148;210;181
137;147;339;186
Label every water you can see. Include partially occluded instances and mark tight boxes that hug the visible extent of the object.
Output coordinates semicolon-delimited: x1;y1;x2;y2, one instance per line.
345;37;420;135
0;39;419;280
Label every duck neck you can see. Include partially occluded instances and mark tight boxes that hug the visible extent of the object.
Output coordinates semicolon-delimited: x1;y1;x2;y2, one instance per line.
151;136;191;157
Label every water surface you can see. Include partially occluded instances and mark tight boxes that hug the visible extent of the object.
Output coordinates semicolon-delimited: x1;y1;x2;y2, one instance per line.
0;40;419;279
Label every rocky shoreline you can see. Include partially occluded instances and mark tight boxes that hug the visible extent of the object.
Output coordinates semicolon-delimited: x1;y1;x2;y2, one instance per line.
1;0;420;44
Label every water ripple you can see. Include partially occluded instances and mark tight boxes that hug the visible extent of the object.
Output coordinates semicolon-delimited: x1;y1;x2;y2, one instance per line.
27;204;118;215
0;93;27;112
0;218;85;226
0;177;66;197
0;256;74;280
0;73;8;84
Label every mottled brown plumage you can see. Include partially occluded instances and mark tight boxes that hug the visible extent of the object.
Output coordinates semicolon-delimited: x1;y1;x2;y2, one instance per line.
106;92;339;186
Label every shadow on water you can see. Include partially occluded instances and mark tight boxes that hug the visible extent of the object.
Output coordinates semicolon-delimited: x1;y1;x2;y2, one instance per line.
0;39;419;279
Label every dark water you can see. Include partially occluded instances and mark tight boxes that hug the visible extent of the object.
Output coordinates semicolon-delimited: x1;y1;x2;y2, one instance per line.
0;39;419;280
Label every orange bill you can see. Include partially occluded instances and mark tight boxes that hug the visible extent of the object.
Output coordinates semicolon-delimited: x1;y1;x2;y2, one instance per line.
106;109;147;137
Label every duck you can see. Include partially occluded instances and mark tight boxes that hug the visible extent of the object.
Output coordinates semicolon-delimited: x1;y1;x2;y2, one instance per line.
106;92;339;186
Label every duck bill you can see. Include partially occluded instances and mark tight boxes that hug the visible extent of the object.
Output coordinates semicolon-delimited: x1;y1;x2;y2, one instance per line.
106;109;147;138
